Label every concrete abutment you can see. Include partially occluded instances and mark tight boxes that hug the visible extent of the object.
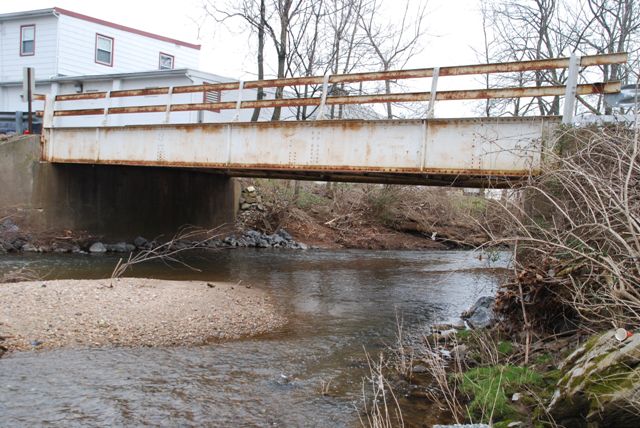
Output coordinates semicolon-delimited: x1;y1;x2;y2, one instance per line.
1;135;238;239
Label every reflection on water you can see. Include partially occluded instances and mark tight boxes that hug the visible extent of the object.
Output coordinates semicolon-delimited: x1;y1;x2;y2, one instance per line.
0;249;508;426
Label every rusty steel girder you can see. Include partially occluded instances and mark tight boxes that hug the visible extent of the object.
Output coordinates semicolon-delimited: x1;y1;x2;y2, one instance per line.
41;117;559;186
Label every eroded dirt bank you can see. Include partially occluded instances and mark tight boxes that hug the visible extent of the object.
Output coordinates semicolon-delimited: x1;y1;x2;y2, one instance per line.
0;278;286;354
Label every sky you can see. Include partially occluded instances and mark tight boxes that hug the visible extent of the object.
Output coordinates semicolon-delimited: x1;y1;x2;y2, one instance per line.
1;0;487;116
0;0;485;76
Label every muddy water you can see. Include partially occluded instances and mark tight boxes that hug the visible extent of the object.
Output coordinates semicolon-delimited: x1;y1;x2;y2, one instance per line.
0;249;508;427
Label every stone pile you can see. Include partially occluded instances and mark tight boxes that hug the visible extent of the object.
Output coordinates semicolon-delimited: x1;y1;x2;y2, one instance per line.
209;229;307;249
1;215;308;254
239;186;265;212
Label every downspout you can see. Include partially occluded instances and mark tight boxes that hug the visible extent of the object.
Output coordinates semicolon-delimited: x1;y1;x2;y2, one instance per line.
52;9;61;77
0;21;5;82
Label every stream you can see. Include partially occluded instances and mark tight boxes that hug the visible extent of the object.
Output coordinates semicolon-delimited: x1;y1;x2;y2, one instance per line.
0;249;508;427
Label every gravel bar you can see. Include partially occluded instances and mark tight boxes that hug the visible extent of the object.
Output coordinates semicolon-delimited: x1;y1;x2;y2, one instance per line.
0;278;287;353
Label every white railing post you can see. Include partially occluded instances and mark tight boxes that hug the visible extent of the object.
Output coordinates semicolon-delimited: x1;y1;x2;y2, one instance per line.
164;86;174;124
41;94;55;160
316;72;331;120
562;53;581;125
43;94;55;130
102;91;111;126
233;80;244;122
427;66;440;119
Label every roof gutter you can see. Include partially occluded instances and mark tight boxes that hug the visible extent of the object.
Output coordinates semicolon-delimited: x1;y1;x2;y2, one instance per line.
0;8;55;22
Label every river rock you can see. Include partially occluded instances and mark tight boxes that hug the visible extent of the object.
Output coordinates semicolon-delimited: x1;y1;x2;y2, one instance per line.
0;219;20;234
461;296;495;329
547;329;640;427
433;425;490;428
89;242;107;253
107;242;135;253
22;243;38;252
133;236;149;249
11;237;27;251
277;229;293;241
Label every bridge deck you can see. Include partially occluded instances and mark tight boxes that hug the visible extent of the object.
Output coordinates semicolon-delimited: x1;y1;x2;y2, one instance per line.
42;116;559;187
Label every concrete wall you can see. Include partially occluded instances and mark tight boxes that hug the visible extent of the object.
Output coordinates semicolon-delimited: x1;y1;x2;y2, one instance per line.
0;135;238;239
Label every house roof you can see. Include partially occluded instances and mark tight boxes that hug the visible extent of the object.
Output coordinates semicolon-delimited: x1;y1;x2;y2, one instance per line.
0;7;201;50
0;68;235;86
52;68;234;83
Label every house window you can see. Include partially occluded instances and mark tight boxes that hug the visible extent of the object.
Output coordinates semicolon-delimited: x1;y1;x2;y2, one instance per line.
159;52;174;70
95;34;114;66
20;25;35;56
203;82;221;112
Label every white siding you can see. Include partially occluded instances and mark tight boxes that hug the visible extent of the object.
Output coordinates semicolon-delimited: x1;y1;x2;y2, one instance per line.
0;83;50;111
57;14;200;77
0;15;58;81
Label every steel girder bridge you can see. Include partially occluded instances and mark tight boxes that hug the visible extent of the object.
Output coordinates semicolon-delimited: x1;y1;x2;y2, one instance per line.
37;52;627;187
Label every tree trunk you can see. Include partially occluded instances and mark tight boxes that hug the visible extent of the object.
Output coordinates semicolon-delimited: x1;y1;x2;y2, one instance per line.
271;2;291;121
251;0;266;122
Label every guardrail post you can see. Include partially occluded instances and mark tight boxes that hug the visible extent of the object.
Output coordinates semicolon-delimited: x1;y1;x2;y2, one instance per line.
164;86;174;124
43;95;54;129
427;66;440;119
562;53;581;125
233;80;244;122
102;91;111;126
316;72;331;120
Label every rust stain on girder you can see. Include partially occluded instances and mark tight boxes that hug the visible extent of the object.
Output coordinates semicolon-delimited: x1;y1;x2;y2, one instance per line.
46;156;535;177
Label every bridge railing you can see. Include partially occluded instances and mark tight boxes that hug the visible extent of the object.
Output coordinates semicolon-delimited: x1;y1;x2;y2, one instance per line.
41;53;627;127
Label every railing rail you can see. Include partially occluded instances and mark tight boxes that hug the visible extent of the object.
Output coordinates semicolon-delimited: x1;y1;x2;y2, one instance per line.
42;52;627;123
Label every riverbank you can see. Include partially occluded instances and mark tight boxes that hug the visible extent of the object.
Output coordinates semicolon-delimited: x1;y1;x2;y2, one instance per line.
0;278;286;355
1;179;500;254
235;180;500;250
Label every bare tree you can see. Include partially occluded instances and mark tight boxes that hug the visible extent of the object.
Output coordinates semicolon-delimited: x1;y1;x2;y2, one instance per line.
482;0;572;116
286;0;327;120
252;0;267;121
204;0;268;121
204;0;307;121
482;0;639;117
358;0;427;119
573;0;640;114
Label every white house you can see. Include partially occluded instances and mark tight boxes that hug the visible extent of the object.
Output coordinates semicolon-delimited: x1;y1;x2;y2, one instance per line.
0;7;270;127
0;7;378;131
0;7;201;80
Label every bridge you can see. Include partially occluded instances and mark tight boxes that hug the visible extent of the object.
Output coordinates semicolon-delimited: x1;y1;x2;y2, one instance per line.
38;53;626;187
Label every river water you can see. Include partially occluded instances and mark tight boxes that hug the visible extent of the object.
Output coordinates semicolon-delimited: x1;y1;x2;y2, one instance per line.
0;249;507;427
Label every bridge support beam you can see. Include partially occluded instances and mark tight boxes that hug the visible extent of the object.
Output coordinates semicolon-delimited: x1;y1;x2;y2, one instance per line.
0;135;238;239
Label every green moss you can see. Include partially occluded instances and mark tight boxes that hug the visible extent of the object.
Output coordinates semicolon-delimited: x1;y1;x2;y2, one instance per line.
498;341;515;356
534;353;553;365
584;364;639;396
456;329;472;340
582;333;604;353
458;365;543;421
543;369;562;384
